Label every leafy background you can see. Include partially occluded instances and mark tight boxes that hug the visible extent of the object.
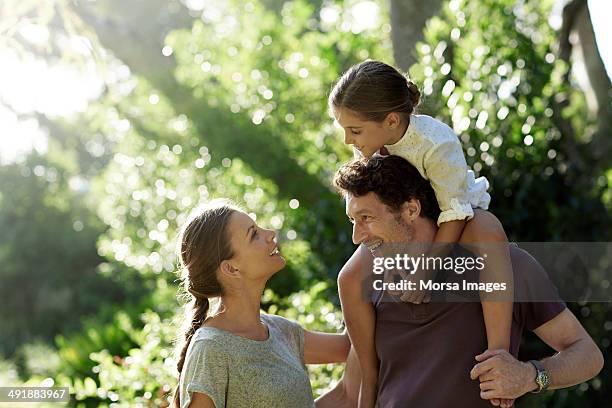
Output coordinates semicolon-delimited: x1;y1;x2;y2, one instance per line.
0;0;610;406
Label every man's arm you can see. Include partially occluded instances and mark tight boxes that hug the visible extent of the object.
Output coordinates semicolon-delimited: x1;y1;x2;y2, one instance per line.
531;308;604;389
470;308;604;400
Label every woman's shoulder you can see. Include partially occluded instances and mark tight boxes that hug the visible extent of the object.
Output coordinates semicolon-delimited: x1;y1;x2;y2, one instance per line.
262;313;305;359
189;325;233;352
182;330;231;373
262;313;303;341
262;313;300;330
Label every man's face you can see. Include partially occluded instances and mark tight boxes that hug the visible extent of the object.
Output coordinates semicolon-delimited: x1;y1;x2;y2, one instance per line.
345;192;414;255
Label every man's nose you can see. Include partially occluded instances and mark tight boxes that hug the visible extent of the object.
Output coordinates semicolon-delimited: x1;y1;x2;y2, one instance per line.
352;222;366;245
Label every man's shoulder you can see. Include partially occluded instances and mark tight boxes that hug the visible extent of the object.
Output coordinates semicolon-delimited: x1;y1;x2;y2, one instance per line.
509;243;556;292
509;244;541;274
508;244;566;330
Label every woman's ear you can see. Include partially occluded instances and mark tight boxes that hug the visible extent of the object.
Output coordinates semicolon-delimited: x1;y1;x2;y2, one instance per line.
219;260;240;279
384;112;402;129
400;198;421;222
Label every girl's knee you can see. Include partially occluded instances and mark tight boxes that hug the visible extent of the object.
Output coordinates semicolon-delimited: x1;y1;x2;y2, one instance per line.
466;210;508;242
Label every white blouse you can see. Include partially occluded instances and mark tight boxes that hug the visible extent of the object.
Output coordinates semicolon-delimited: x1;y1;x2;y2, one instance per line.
383;114;490;226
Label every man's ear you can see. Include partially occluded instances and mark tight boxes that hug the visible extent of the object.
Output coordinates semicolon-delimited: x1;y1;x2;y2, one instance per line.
400;198;421;222
219;259;240;279
384;112;402;129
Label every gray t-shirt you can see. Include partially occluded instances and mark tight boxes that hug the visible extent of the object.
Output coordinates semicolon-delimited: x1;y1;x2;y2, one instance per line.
179;313;314;408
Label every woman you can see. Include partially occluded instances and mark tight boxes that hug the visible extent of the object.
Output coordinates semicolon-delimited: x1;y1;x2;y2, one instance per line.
171;199;350;408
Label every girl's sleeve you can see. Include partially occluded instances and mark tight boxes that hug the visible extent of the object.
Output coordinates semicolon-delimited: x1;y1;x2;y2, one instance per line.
181;339;228;408
423;138;475;226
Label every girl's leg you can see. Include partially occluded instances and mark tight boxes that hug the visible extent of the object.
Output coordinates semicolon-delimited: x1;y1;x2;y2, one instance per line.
462;209;514;348
462;209;515;407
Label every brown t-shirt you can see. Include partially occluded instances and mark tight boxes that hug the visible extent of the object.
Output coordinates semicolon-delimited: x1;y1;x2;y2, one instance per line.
372;246;566;408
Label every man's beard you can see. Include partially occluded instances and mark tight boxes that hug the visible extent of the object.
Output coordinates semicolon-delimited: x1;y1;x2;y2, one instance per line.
392;212;414;243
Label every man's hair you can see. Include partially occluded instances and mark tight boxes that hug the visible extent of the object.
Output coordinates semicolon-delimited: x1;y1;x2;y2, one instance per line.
333;155;441;222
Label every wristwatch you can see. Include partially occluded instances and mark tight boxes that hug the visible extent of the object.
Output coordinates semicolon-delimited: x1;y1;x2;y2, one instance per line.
528;360;550;393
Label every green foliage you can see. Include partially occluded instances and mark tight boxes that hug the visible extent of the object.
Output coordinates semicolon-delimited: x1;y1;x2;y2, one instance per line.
0;153;138;358
61;310;177;407
409;0;610;241
91;0;393;297
408;0;611;405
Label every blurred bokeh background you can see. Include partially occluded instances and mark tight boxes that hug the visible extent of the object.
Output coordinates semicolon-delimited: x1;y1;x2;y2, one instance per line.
0;0;610;406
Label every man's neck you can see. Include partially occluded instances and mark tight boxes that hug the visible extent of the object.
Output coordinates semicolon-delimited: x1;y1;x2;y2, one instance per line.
412;216;437;243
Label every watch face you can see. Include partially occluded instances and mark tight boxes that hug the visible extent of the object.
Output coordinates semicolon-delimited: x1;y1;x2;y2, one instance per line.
537;370;550;390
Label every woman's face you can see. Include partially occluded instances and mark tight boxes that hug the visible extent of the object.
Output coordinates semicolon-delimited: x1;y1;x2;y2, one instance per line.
333;107;392;158
226;211;285;281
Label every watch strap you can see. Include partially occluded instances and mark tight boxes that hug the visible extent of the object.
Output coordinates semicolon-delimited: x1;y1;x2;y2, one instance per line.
528;360;547;393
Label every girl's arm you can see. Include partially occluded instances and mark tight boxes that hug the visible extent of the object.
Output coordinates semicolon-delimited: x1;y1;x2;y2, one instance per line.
338;245;378;408
304;330;350;364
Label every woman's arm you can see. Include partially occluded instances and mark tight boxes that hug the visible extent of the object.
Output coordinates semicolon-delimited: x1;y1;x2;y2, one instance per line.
188;392;217;408
304;330;350;364
338;246;378;408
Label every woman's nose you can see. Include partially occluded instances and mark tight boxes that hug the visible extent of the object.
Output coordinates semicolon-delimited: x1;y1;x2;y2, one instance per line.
344;131;354;145
266;228;276;242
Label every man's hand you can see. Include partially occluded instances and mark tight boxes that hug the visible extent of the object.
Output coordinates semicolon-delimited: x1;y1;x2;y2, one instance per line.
470;349;537;406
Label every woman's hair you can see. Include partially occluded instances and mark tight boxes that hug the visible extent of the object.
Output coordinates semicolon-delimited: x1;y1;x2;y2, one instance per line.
171;199;240;408
329;60;421;122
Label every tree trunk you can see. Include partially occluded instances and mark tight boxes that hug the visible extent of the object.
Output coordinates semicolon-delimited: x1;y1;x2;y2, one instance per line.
573;3;611;165
389;0;443;72
558;0;611;168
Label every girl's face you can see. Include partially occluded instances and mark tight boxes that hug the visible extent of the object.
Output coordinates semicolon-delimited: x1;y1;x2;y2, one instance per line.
226;211;285;281
333;107;394;158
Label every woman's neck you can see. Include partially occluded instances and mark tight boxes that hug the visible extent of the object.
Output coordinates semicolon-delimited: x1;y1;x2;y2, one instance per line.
209;282;267;337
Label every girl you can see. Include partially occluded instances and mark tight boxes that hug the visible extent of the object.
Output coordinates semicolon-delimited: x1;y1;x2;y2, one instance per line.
329;60;514;407
171;199;350;408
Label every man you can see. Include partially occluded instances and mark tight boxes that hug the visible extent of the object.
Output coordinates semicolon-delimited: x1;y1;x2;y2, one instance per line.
317;155;603;407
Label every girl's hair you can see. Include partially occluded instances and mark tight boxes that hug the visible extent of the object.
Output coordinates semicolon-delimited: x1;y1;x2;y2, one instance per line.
329;60;421;122
171;199;240;408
